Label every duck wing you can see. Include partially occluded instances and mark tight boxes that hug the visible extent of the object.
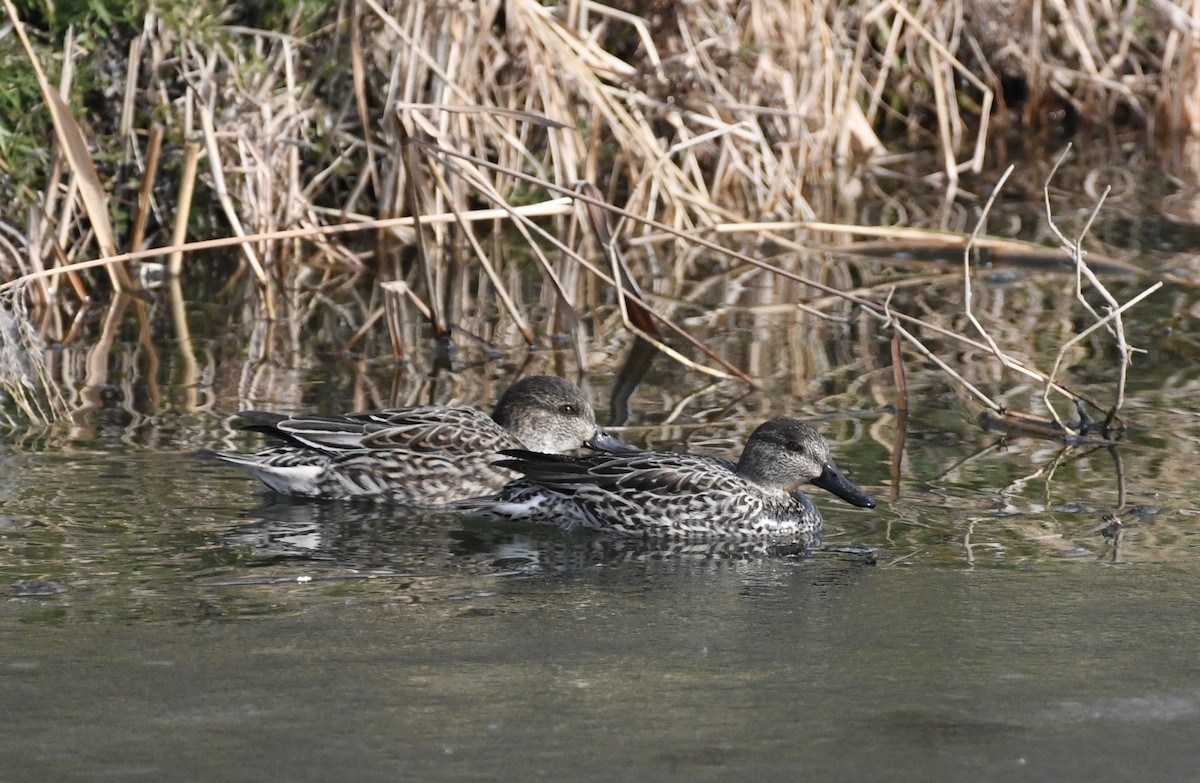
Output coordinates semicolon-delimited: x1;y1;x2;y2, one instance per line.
356;406;514;455
237;410;379;452
496;449;742;496
238;406;512;456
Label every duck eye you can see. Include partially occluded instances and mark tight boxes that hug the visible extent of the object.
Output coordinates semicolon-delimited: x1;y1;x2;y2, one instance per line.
559;403;577;415
786;440;804;452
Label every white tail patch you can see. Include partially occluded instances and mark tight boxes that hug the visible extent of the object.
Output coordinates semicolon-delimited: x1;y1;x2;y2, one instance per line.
249;464;324;495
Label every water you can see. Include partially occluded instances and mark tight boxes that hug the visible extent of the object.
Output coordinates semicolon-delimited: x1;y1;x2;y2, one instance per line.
3;434;1200;780
4;173;1200;778
4;531;1199;781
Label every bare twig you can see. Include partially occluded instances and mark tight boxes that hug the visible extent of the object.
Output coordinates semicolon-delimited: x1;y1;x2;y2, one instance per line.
1042;146;1162;434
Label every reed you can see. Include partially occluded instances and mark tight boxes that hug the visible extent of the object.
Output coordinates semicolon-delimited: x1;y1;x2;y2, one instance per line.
0;0;1186;432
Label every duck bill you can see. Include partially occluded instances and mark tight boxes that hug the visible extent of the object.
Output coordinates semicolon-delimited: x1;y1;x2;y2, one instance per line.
811;461;875;508
584;427;639;454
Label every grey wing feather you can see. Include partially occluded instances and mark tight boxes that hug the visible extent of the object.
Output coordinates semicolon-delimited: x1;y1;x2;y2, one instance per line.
357;407;515;455
238;406;511;455
237;410;375;451
497;450;742;494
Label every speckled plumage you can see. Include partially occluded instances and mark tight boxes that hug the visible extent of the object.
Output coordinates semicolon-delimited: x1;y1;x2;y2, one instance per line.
478;417;875;544
214;376;626;505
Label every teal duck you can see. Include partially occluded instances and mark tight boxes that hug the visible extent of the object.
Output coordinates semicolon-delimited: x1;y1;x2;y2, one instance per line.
476;417;874;543
214;375;628;505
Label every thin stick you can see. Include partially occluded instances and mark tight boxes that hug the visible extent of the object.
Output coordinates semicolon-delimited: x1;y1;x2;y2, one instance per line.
0;200;574;293
890;330;908;414
962;164;1016;367
131;124;163;255
197;100;274;315
1041;147;1149;432
889;319;1002;414
168;142;201;277
1041;281;1162;423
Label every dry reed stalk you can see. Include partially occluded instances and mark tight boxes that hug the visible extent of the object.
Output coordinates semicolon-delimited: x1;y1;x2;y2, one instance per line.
415;142;759;380
0;201;575;294
396;120;448;340
870;0;992;176
349;0;380;201
401;138;1141;406
0;0;1190;423
168;143;202;277
422;161;534;344
708;220;1153;283
449;165;585;350
131;125;164;255
2;0;135;293
1;0;1176;284
1158;0;1200;159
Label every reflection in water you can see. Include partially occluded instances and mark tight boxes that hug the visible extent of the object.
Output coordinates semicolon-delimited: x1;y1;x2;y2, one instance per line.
224;498;468;572
609;336;657;427
222;497;871;578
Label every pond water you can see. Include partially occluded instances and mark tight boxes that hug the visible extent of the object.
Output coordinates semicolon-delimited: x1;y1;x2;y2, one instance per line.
4;347;1200;780
3;446;1200;782
5;168;1200;779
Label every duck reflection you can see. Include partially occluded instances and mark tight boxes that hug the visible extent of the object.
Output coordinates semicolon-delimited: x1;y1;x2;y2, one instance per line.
222;497;871;577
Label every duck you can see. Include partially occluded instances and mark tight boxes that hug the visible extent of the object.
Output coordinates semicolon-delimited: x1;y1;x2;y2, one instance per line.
213;375;630;505
473;417;875;544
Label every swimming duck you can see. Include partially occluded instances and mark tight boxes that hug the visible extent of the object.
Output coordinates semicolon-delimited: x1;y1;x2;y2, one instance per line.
214;375;628;505
476;417;874;543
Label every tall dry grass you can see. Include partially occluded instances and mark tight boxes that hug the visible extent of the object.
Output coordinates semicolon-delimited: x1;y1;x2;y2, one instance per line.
0;0;1190;432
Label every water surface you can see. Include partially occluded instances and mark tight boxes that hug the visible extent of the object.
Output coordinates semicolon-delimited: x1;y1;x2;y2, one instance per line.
4;179;1200;778
2;441;1199;781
